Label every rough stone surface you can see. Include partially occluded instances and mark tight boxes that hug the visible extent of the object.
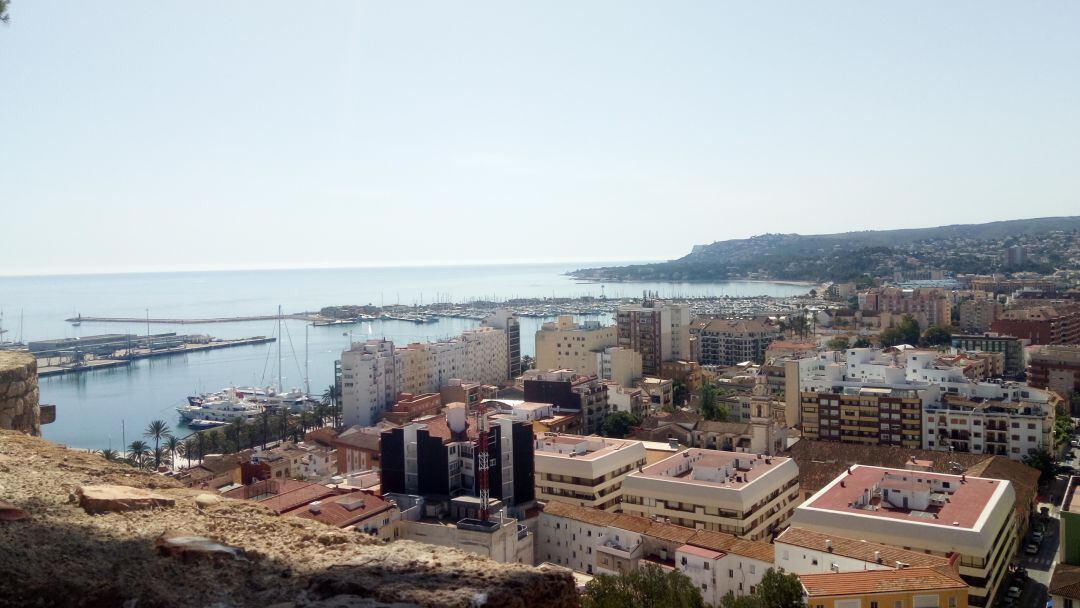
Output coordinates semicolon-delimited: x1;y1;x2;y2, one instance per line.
194;493;222;509
0;351;40;436
0;430;578;607
78;484;177;514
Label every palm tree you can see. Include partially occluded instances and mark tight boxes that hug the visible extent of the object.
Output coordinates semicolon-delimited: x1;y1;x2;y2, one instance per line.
260;409;272;448
278;409;290;442
164;435;182;470
229;418;247;452
99;448;118;462
143;420;172;468
127;440;150;468
182;438;196;465
152;447;170;470
195;432;206;464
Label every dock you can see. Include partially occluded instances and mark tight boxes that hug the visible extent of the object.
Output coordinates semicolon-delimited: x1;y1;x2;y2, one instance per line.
38;336;275;377
64;314;315;325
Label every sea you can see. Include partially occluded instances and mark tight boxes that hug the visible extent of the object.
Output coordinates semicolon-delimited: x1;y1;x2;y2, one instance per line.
0;263;811;450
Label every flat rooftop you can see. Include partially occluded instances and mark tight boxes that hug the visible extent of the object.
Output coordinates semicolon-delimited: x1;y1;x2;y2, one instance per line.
1063;477;1080;516
804;465;1004;530
636;448;790;489
535;434;641;461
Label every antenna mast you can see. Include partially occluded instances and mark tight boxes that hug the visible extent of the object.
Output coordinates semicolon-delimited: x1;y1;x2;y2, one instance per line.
476;408;491;522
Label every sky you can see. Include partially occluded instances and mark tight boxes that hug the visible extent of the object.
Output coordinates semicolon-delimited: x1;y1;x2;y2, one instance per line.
1;1;1078;276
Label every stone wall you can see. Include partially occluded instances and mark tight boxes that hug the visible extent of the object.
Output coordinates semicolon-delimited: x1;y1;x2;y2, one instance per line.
0;351;40;435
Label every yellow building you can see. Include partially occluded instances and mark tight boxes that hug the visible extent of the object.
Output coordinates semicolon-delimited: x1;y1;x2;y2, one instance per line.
800;566;968;608
535;316;617;376
799;388;924;449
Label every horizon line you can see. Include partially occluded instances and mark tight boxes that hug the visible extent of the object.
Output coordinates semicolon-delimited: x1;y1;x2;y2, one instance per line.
0;258;666;280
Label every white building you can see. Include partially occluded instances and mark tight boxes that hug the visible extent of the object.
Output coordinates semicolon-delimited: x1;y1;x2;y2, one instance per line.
538;500;775;604
619;448;800;541
790;465;1017;607
774;526;953;575
340;327;509;427
534;434;647;512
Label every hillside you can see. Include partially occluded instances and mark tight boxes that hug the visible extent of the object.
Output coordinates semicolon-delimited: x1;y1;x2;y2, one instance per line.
572;216;1080;283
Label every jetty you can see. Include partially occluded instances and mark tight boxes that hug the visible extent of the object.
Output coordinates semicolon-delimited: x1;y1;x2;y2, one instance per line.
64;313;315;325
37;336;275;377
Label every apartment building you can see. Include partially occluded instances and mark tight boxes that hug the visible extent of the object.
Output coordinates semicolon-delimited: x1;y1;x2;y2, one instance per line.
959;298;1004;333
523;370;611;435
790;347;1056;459
791;465;1017;607
533;434;647;511
381;392;442;425
333;425;382;474
605;382;646;418
775;527;954;574
1028;345;1080;414
619;449;800;541
538;500;775;603
535;316;616;376
597;346;643;387
285;491;399;540
695;318;782;367
379;404;535;515
340;327;509;427
950;334;1025;378
482;308;521;379
617;300;691;375
639;376;674;409
991;305;1080;345
859;287;953;329
799;567;969;608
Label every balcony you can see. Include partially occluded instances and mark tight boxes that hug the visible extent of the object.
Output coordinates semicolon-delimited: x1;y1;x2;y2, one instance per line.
597;537;643;559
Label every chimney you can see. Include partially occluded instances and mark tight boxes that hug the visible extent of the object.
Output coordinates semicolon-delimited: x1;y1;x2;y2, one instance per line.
825;539;833;552
961;474;966;483
874;550;881;563
309;501;322;514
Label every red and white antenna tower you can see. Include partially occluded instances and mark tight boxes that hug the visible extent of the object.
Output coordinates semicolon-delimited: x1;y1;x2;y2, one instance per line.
476;408;491;522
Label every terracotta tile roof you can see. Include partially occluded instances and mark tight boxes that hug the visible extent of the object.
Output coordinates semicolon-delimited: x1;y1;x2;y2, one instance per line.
283;491;394;528
776;527;950;568
540;501;773;562
256;482;338;515
335;426;382;451
1050;563;1080;600
800;566;967;597
694;420;752;435
678;544;724;560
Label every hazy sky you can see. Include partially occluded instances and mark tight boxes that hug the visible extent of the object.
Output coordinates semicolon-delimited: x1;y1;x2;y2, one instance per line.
2;2;1078;275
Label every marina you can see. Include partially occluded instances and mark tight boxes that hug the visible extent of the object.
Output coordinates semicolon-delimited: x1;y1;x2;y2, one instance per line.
36;336;275;376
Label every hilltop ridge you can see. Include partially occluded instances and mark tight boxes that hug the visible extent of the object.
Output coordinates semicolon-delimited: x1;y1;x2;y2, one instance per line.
572;216;1080;283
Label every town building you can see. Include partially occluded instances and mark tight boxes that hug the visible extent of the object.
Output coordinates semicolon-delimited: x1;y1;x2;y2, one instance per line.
483;308;522;379
764;340;819;364
379;404;535;514
950;333;1025;378
533;434;647;511
604;382;645;418
694;318;782;367
638;376;674;410
284;491;399;540
859;287;953;329
798;567;968;608
1028;345;1080;414
538;500;775;603
991;305;1080;345
397;511;533;564
790;347;1058;459
660;360;705;397
633;398;788;457
333;425;384;474
617;300;691;375
959;298;1004;333
597;346;643;388
224;478;339;515
775;526;953;574
790;465;1017;606
340;326;510;427
619;448;800;540
382;392;443;425
523;370;611;435
535;316;616;377
439;378;497;409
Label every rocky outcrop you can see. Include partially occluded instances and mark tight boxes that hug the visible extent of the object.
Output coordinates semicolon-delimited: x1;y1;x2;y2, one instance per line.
0;430;578;608
0;352;40;435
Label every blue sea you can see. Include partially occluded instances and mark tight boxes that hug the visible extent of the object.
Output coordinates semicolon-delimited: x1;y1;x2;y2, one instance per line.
0;263;810;449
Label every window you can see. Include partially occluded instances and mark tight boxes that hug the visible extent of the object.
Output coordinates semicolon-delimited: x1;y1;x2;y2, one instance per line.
729;569;734;578
871;602;878;608
681;557;687;566
948;598;957;608
749;564;756;574
702;584;708;591
704;562;710;571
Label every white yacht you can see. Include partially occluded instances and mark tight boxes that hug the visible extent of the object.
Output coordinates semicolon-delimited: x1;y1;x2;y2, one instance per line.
176;393;264;423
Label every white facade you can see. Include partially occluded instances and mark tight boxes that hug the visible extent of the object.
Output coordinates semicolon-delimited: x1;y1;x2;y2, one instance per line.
340;327;509;428
534;434;647;512
677;545;768;605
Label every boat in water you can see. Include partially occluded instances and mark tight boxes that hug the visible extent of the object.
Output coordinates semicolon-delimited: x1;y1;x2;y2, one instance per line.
187;386;317;413
177;392;265;423
187;419;230;431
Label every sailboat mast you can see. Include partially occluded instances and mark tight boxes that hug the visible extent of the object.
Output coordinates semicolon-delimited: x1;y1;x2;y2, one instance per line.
277;305;283;391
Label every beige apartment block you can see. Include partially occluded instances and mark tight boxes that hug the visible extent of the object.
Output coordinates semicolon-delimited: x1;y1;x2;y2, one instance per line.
534;434;648;512
619;448;800;541
535;316;617;377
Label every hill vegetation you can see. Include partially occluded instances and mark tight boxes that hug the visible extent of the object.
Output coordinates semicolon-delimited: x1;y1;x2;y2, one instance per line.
572;216;1080;283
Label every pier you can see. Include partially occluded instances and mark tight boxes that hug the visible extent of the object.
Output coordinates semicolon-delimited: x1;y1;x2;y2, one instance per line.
37;336;275;377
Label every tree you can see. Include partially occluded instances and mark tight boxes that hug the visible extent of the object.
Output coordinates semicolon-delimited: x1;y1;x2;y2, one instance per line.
808;288;818;299
921;324;953;347
757;568;805;608
143;419;172;468
183;438;197;466
699;383;731;422
721;593;764;608
127;440;150;469
0;0;9;25
895;315;921;346
99;448;119;462
164;435;182;470
521;355;535;371
152;446;170;470
602;411;641;438
852;336;872;348
825;336;850;351
1023;449;1057;485
581;563;704;608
